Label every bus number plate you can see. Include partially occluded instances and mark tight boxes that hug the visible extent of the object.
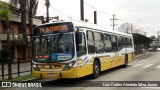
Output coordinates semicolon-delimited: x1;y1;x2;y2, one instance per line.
48;73;54;77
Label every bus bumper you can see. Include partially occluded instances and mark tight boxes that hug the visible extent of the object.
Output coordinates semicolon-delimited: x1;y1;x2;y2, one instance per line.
32;68;77;79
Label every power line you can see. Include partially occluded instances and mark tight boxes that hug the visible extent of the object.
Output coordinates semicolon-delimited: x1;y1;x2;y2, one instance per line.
75;0;107;14
50;6;69;18
38;0;108;21
158;30;159;47
38;2;70;18
83;2;107;14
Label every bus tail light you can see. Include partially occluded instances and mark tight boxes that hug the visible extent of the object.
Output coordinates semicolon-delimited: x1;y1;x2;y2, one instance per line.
63;61;76;70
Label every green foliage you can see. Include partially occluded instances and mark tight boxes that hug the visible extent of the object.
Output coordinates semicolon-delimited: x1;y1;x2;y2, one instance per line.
13;34;28;47
150;36;156;39
0;74;32;81
0;1;10;10
0;10;11;23
0;1;12;23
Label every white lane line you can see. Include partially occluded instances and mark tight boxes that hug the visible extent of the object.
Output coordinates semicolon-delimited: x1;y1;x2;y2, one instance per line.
128;63;133;65
131;64;143;67
155;65;160;68
142;87;160;89
143;64;153;68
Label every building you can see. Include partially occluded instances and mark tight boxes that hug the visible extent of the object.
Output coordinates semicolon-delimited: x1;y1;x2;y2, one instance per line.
0;1;41;62
150;38;160;49
133;33;153;54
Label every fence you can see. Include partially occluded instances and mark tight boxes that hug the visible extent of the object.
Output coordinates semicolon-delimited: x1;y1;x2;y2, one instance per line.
0;57;32;80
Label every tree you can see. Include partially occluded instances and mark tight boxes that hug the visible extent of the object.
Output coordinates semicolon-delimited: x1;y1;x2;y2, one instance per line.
10;0;28;46
150;36;156;39
9;0;39;46
28;0;38;34
0;2;11;23
117;23;132;34
0;1;12;79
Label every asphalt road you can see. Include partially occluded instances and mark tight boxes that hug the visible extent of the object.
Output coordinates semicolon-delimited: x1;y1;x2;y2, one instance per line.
2;52;160;90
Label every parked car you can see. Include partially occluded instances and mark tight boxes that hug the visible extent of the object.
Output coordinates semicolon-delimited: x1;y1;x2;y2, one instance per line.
148;48;153;51
156;48;160;51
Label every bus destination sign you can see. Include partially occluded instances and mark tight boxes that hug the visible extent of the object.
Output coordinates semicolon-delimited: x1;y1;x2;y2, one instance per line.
39;24;68;33
33;22;74;35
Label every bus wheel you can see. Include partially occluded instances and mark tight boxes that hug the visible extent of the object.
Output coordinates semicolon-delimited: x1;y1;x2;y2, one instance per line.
92;60;100;79
123;55;128;67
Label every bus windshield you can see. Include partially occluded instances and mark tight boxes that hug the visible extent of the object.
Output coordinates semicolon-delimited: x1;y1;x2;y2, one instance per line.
33;33;74;63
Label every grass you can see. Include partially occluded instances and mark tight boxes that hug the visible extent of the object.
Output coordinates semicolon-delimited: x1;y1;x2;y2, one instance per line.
0;74;32;82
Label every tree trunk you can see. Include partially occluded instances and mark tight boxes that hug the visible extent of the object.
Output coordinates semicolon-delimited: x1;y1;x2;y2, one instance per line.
7;22;12;79
20;1;27;46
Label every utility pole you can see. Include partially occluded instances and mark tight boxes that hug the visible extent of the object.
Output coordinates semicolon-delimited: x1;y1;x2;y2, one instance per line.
158;30;159;48
45;0;50;23
131;23;133;34
110;14;118;31
80;0;84;21
94;11;97;24
145;32;147;36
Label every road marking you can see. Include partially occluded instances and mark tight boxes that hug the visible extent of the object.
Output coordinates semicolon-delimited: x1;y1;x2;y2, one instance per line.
131;64;143;67
128;63;133;65
143;64;153;68
155;65;160;68
142;87;160;89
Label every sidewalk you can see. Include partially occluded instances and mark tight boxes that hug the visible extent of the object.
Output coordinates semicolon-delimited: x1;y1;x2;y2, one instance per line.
135;51;153;58
0;62;31;80
0;62;31;70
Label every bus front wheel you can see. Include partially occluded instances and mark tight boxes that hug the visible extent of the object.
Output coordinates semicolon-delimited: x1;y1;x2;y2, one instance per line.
91;60;100;79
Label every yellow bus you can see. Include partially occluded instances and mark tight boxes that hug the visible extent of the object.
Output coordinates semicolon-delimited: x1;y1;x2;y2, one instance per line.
32;21;134;79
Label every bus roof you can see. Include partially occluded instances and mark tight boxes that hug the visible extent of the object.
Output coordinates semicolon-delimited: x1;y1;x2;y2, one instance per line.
36;21;132;37
72;21;132;37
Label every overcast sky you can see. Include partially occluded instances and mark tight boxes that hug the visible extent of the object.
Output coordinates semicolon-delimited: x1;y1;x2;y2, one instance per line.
11;0;160;37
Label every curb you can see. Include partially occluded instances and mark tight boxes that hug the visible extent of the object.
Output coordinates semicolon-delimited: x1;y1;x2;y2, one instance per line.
20;78;41;83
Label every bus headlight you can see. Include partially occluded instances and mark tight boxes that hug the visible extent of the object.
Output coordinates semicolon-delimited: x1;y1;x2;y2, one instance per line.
63;61;76;70
33;65;40;71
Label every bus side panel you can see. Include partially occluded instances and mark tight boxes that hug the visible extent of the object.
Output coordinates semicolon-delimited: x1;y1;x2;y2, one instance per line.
128;53;134;63
111;57;117;68
100;57;112;71
76;60;93;78
119;55;125;65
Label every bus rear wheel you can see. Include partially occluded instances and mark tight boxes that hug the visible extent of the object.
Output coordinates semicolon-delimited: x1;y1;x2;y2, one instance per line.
91;60;100;79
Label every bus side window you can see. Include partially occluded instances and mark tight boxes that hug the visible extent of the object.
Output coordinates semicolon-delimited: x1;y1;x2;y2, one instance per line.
118;36;123;50
123;37;127;47
77;33;87;57
111;35;118;52
87;31;95;54
103;34;112;52
129;38;132;47
94;32;104;53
